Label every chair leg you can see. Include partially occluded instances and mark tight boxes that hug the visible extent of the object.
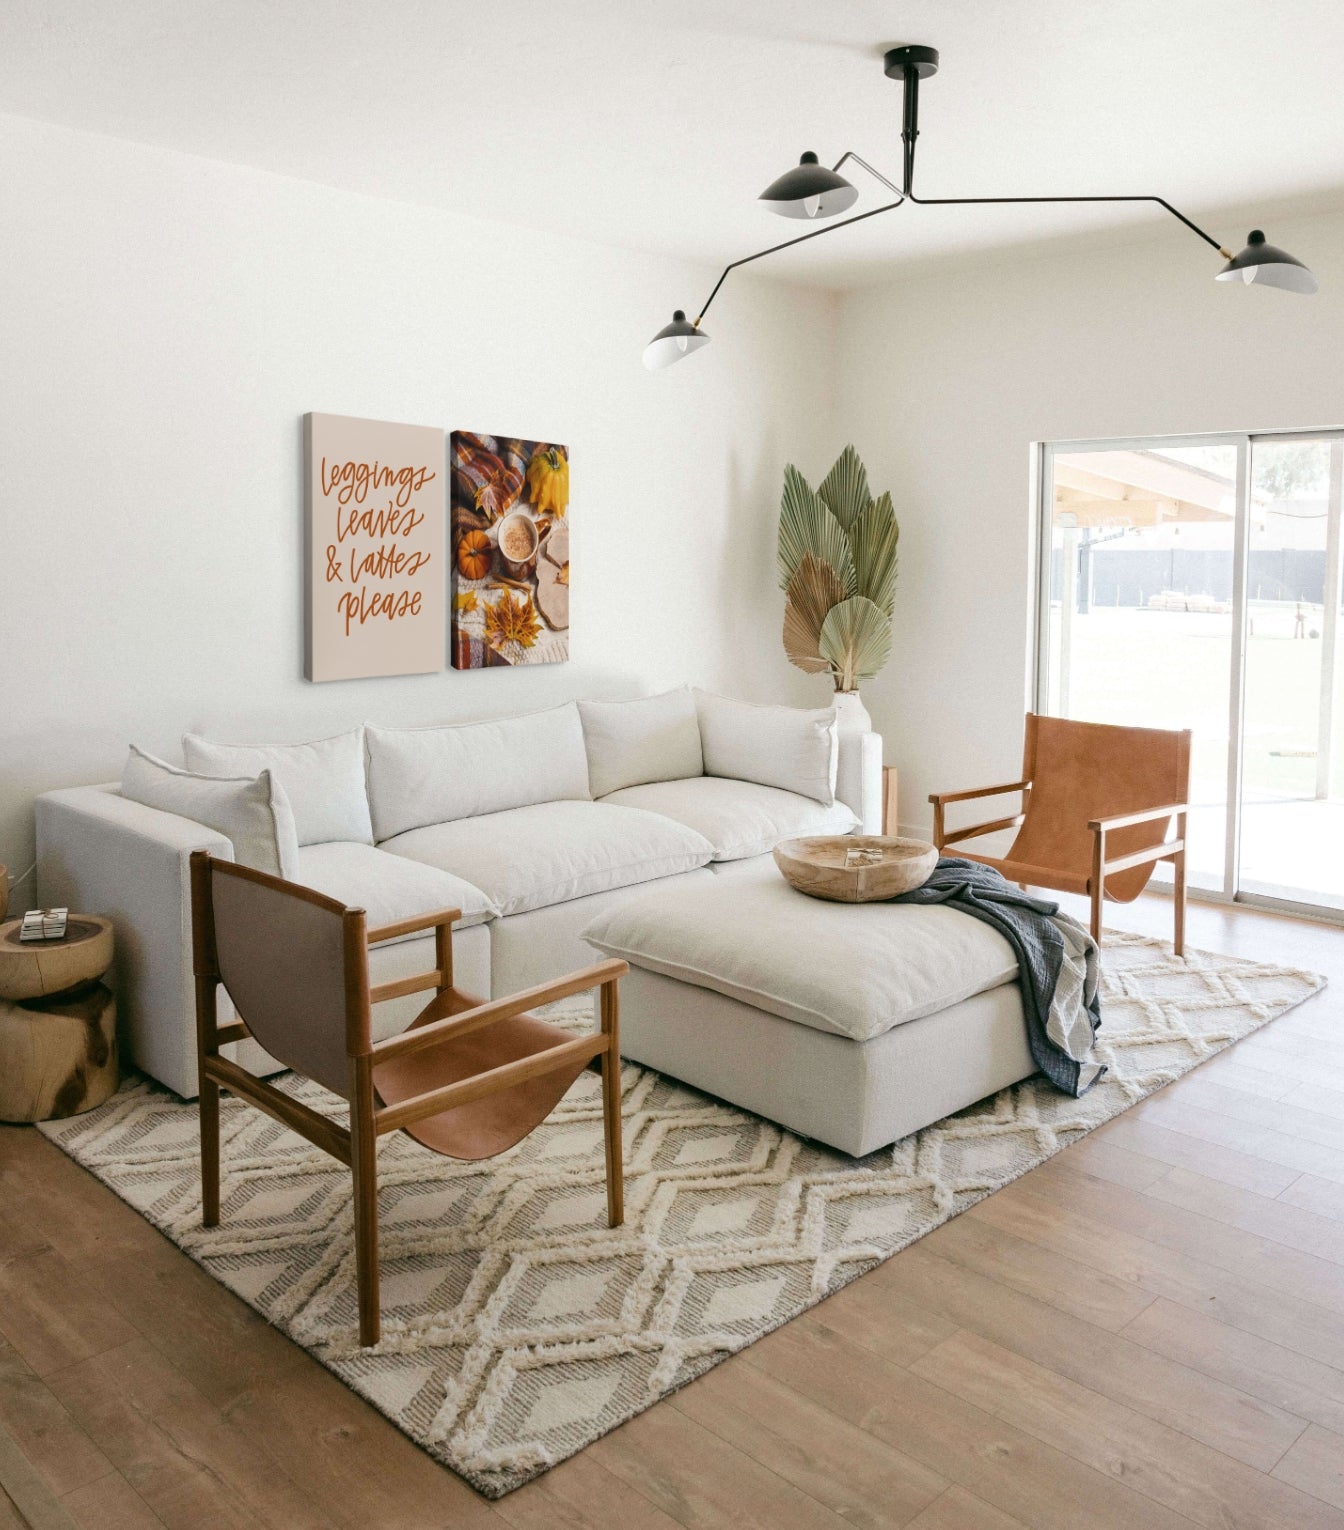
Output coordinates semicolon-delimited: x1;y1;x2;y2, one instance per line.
1173;846;1187;958
1090;828;1105;948
600;980;624;1228
199;1074;221;1228
350;1065;381;1346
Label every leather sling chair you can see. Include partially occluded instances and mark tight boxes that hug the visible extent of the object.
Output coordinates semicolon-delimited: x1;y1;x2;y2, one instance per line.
189;850;627;1347
929;714;1191;954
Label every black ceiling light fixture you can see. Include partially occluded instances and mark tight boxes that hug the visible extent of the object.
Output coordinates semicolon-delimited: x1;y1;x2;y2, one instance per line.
644;43;1318;369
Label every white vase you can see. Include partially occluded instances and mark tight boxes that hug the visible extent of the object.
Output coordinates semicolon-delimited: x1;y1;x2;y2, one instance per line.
831;689;875;831
831;688;872;737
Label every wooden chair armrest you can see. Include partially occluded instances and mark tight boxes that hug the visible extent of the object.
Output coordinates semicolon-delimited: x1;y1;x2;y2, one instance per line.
366;906;461;945
940;813;1026;847
369;970;450;1006
1099;838;1185;878
1088;803;1188;833
929;780;1031;807
369;959;628;1066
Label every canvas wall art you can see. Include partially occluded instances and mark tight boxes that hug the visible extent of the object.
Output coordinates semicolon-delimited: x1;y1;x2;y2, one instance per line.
304;412;446;681
450;432;569;668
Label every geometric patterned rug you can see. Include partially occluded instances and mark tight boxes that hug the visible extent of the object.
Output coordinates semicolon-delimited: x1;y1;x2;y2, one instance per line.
39;932;1324;1497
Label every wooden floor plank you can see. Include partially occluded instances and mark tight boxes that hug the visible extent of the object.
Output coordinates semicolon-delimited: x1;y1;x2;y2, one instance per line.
60;1472;167;1530
919;1207;1158;1332
0;1418;83;1530
1284;1082;1344;1122
1281;1175;1344;1223
1137;1096;1344;1188
493;1448;683;1530
1147;1165;1344;1265
970;1182;1344;1373
1273;1425;1344;1512
1021;1160;1344;1317
905;1486;1029;1530
1094;1113;1304;1196
671;1349;948;1528
219;1366;500;1530
1046;1132;1172;1191
43;1338;332;1530
1148;1074;1344;1152
910;1328;1335;1530
792;1267;959;1369
592;1399;859;1530
1191;1053;1302;1100
0;1245;139;1378
1123;1297;1344;1437
858;1242;1307;1473
0;1346;114;1500
0;1130;310;1415
742;1313;1202;1530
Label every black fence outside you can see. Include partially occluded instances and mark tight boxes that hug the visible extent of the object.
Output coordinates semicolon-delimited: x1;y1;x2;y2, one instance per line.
1051;547;1328;608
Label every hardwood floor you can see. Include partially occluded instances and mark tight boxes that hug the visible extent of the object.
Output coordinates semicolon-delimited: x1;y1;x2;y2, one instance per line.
2;894;1343;1528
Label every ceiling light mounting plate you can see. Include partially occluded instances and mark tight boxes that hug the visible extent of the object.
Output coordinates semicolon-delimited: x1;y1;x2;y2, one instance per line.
883;45;939;80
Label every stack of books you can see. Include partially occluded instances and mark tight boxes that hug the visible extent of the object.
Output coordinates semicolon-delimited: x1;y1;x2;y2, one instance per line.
19;907;69;942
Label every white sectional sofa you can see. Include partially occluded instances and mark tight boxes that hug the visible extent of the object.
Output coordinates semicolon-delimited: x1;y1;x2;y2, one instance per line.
36;689;882;1097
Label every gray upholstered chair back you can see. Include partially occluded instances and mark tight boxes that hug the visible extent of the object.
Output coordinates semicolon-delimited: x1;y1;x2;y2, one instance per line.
209;866;357;1096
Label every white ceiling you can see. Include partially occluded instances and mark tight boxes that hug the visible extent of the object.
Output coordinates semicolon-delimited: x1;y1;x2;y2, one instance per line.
4;0;1343;290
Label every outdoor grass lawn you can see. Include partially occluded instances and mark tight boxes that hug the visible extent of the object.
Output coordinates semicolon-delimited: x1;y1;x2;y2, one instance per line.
1051;605;1339;804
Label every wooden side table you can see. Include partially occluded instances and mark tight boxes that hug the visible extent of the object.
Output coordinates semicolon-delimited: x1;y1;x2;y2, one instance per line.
0;915;118;1122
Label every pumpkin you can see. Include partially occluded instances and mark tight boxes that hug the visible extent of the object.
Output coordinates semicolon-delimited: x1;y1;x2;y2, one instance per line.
456;529;492;582
525;446;569;518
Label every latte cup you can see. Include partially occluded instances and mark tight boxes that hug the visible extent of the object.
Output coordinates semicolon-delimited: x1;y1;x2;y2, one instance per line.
497;511;540;575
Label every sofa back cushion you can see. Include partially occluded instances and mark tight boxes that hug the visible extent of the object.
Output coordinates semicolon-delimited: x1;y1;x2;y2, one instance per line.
578;688;704;798
121;746;300;878
183;728;373;847
365;702;591;842
694;690;838;806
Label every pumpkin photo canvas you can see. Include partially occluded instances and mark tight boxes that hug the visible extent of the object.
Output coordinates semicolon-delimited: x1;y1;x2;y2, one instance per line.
450;432;569;669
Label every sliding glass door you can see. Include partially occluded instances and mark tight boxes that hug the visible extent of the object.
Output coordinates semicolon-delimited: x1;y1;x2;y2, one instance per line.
1037;429;1344;918
1239;436;1344;910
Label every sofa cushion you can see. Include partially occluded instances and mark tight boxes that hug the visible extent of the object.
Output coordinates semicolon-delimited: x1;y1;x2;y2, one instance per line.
583;877;1019;1043
292;842;497;943
600;776;858;861
183;727;373;847
365;703;591;842
578;688;704;798
694;690;838;805
380;800;714;917
120;747;300;879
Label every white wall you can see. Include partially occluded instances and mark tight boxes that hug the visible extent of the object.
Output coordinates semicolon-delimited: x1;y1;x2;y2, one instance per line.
836;206;1344;833
0;114;839;888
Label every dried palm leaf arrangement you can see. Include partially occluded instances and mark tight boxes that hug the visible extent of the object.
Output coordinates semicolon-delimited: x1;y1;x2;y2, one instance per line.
778;445;899;692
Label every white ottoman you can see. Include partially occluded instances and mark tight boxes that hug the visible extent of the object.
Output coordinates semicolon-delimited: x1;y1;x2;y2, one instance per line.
583;876;1036;1157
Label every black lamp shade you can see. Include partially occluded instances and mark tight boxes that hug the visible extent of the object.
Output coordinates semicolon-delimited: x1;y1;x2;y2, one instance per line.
643;310;711;370
759;151;859;220
1215;230;1318;294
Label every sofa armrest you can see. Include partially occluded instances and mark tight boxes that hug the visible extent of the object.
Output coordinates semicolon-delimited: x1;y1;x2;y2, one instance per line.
35;785;274;1097
835;731;884;835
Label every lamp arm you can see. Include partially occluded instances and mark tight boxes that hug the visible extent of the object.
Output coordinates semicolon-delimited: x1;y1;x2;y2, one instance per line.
694;195;905;325
831;152;904;198
904;190;1232;258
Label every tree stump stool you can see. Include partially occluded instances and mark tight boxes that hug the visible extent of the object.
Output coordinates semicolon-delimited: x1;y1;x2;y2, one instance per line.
0;915;118;1122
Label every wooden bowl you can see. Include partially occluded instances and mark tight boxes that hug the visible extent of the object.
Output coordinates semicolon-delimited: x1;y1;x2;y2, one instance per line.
773;835;938;903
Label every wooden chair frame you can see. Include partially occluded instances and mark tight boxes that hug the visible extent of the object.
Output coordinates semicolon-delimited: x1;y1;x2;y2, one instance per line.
189;851;627;1346
930;781;1188;955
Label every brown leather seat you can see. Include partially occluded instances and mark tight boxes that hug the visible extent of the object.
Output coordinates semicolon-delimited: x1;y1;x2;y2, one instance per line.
930;714;1191;952
189;851;626;1347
